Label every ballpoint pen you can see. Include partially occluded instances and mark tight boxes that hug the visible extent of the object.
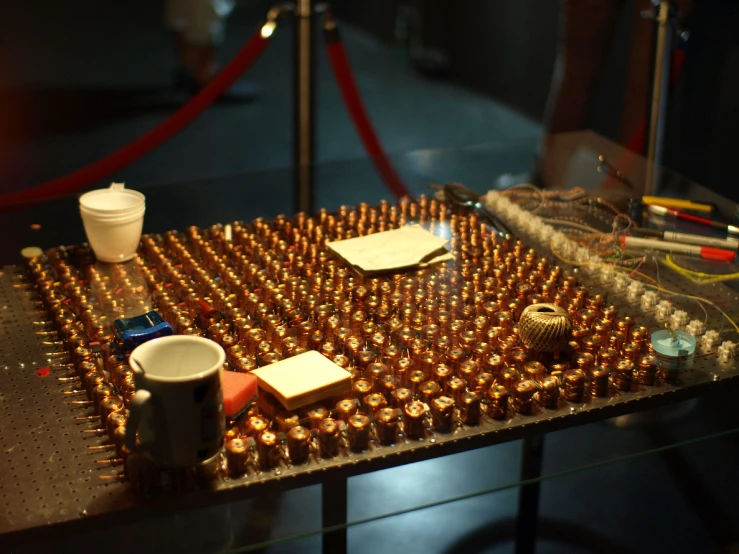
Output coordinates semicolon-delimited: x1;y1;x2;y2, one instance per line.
621;236;736;262
648;205;739;235
633;228;739;250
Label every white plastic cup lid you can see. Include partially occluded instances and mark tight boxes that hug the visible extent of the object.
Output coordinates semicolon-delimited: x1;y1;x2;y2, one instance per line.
80;204;145;219
79;183;145;213
80;208;145;224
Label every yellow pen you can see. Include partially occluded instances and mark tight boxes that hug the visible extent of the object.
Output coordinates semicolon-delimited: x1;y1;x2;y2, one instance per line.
641;196;713;212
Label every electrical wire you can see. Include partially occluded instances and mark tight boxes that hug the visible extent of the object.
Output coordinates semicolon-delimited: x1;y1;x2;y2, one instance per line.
663;254;739;285
540;218;603;234
652;254;708;327
634;269;737;335
501;184;547;212
507;184;738;335
505;183;739;341
550;246;739;337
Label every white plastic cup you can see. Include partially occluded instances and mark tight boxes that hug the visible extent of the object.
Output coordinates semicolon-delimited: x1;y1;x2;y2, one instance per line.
79;184;145;262
79;184;145;215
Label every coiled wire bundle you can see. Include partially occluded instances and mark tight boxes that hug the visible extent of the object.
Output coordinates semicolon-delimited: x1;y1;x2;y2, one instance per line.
518;303;572;352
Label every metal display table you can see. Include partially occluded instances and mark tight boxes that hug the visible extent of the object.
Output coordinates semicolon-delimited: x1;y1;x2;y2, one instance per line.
1;132;738;553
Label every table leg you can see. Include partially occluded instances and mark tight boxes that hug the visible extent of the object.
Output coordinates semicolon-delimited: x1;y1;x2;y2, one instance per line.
293;0;316;215
515;435;544;554
322;477;348;554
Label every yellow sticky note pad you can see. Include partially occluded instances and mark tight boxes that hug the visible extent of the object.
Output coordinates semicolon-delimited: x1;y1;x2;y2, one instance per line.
251;351;352;411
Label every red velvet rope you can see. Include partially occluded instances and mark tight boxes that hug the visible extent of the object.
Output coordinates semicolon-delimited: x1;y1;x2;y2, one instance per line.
325;38;411;200
0;24;272;208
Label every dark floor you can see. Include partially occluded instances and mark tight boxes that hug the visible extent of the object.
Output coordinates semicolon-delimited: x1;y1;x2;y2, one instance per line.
13;390;739;554
0;0;538;196
3;2;739;554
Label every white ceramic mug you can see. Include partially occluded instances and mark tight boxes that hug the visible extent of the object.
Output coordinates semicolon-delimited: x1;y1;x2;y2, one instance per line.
126;336;226;467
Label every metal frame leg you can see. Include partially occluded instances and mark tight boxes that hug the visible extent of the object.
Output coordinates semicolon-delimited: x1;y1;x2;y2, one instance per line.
293;0;316;215
322;477;348;554
515;435;544;554
644;0;672;195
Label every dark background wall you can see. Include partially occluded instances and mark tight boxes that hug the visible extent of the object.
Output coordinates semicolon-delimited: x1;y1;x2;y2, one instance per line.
335;0;739;201
446;0;560;122
0;0;736;201
334;0;647;140
335;0;559;122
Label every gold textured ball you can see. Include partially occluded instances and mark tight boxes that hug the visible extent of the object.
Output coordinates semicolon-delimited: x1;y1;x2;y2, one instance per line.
518;303;572;352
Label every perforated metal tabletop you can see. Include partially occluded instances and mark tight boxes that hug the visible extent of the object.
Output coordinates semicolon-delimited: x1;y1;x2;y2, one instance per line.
2;209;739;547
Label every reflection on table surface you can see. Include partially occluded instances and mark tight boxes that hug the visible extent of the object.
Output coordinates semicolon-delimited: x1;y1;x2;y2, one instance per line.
1;130;736;264
3;130;739;554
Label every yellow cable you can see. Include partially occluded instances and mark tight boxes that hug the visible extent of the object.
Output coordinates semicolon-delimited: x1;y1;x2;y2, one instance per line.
663;254;739;285
628;270;739;337
550;246;739;337
526;192;739;337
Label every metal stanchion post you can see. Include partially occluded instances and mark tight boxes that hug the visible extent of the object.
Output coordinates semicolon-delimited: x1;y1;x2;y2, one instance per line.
644;0;673;196
294;0;316;215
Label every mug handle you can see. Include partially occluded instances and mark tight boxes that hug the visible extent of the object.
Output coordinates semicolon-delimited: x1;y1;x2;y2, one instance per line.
125;389;152;451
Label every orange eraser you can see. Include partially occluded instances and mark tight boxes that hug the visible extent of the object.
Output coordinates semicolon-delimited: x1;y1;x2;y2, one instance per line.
221;371;258;419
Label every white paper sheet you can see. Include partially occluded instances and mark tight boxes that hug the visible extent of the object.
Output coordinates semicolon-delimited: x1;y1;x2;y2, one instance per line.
326;225;452;273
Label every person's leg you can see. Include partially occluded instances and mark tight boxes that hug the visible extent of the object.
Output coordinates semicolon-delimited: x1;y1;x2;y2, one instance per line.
619;0;655;148
165;0;236;87
408;0;451;77
537;0;619;187
164;0;192;71
183;0;235;85
544;0;619;134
